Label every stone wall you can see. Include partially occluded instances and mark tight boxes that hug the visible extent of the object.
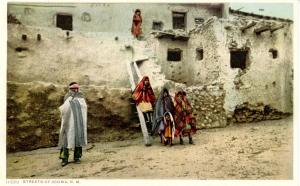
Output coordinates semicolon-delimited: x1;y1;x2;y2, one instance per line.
185;84;227;128
232;102;290;123
7;82;139;152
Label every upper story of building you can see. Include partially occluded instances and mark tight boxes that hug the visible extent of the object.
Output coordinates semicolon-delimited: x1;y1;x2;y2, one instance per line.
8;3;229;35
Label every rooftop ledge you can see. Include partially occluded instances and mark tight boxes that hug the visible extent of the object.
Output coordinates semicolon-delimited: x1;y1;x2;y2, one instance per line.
151;30;190;41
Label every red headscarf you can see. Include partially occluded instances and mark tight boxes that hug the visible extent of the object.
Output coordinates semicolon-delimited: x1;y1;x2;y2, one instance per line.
132;76;156;105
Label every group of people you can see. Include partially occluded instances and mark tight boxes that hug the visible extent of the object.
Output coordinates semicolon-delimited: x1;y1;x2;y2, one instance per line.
57;76;197;166
132;76;197;146
130;9;197;145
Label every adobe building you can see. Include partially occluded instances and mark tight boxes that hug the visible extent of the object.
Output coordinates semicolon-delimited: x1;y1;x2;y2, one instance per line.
7;3;293;151
8;3;228;33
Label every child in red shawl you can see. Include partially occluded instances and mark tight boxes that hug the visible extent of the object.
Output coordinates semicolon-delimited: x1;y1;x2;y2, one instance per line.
174;91;196;144
132;76;156;132
131;9;142;38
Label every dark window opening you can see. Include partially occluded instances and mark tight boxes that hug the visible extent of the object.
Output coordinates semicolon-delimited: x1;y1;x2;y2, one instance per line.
196;48;203;60
22;34;27;41
167;49;182;61
37;34;41;41
230;50;248;69
152;21;163;31
195;17;204;26
56;14;73;31
269;49;278;59
172;12;186;30
264;105;271;115
15;47;28;52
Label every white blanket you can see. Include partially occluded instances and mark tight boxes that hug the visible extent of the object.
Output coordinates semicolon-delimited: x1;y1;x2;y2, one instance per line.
58;96;87;149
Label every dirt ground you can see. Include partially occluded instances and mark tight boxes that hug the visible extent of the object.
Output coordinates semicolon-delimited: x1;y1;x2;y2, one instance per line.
7;116;293;180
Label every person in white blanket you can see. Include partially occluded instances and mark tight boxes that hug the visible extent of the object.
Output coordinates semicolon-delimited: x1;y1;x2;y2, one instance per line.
58;82;87;167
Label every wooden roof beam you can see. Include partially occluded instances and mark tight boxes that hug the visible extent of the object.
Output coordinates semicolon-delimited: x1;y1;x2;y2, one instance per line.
254;25;270;35
240;21;257;32
270;24;285;33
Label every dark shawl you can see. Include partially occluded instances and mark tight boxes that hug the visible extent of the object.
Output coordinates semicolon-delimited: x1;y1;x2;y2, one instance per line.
151;88;175;135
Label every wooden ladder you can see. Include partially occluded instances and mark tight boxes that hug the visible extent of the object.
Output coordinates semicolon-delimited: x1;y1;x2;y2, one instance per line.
126;61;152;146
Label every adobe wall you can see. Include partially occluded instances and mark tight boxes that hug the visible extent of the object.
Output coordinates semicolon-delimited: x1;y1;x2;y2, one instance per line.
8;3;223;34
214;17;293;117
7;24;132;87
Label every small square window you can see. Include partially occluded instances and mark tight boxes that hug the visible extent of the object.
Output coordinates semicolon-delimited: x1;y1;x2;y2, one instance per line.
172;12;186;30
195;18;204;26
196;48;203;60
56;13;73;31
15;47;28;52
152;21;163;31
230;50;248;69
167;49;182;61
269;49;278;59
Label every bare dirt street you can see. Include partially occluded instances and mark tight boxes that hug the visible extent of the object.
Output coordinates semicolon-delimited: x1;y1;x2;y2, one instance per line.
7;116;293;179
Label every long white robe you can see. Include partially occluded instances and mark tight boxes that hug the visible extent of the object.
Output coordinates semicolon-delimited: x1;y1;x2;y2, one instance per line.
58;96;87;149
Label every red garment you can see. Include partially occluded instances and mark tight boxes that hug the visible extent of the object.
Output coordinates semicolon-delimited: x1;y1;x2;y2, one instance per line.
174;92;193;137
131;14;142;37
132;76;156;105
183;93;193;124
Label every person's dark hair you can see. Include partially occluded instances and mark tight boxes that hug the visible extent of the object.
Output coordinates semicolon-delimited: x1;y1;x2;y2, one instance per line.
135;9;141;13
182;91;187;96
69;82;77;86
163;88;169;95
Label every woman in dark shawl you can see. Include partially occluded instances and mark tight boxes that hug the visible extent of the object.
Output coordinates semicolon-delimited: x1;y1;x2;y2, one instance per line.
151;88;175;143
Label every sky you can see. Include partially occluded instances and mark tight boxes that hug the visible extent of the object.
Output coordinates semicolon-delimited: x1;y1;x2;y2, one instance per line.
230;3;293;19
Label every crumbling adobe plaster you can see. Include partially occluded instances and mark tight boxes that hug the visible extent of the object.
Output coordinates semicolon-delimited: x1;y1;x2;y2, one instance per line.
149;16;292;128
215;16;293;117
